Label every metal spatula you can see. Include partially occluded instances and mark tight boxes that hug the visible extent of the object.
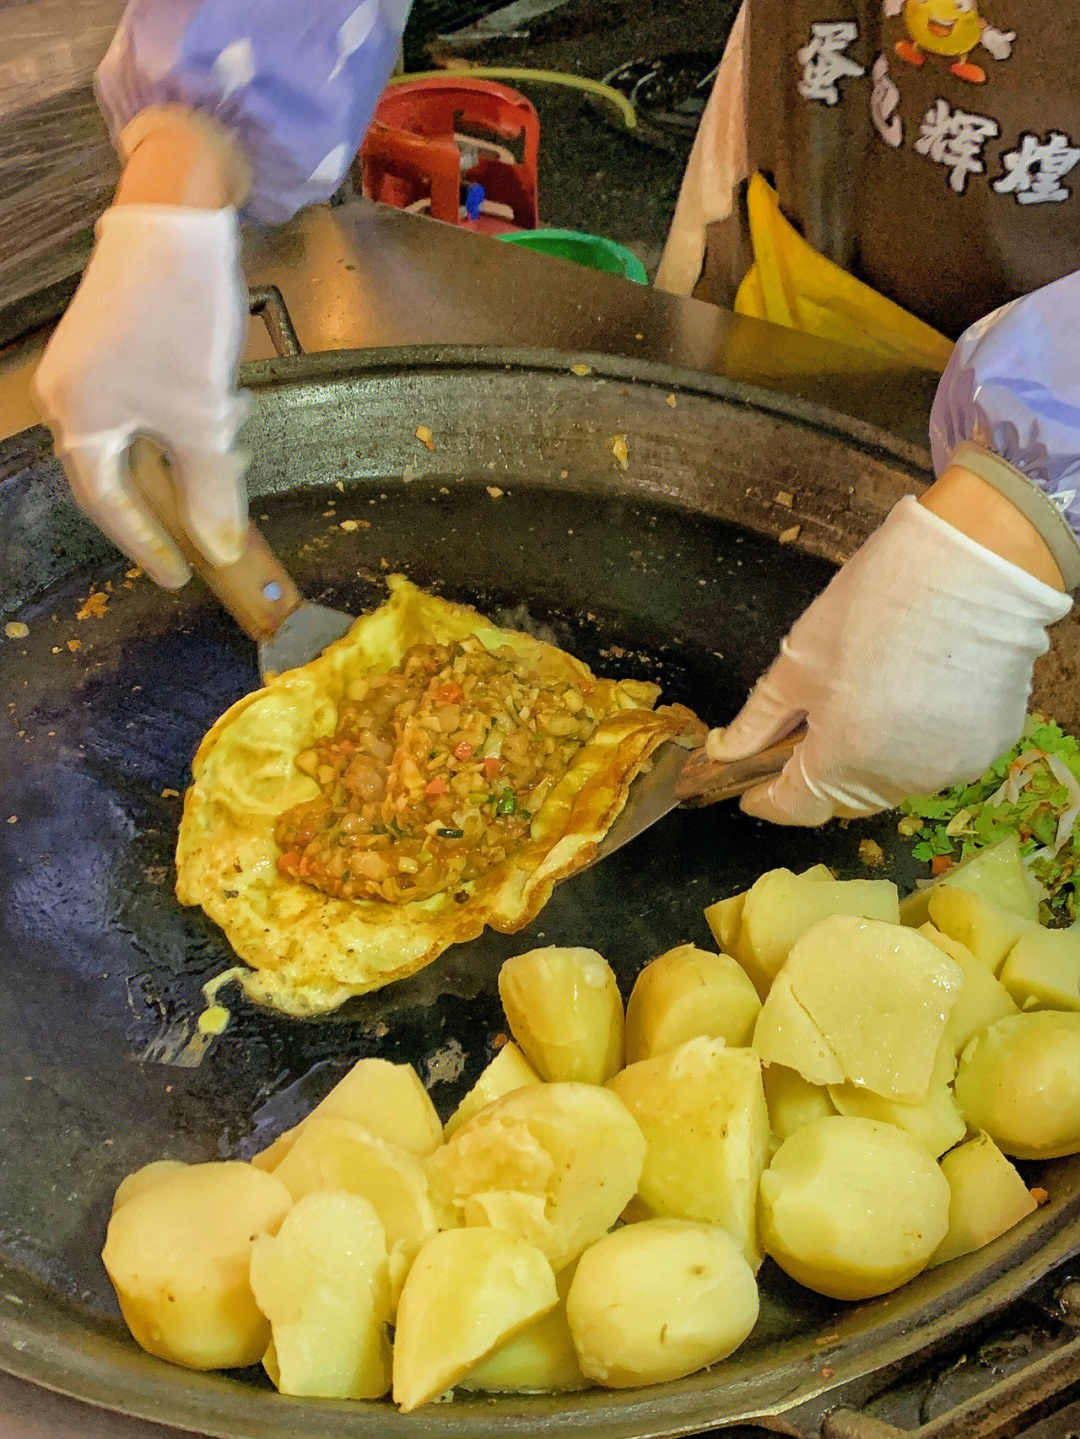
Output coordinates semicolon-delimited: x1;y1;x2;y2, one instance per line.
591;724;808;864
128;438;354;678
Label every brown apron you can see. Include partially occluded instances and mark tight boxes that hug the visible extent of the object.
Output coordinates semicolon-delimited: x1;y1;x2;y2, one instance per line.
695;1;1080;338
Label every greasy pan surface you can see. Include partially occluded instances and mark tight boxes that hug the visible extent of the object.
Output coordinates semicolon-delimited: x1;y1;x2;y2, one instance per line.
1;349;1078;1438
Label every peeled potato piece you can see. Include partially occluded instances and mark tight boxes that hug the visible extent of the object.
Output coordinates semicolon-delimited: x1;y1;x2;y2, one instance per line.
783;916;962;1103
102;1162;292;1369
566;1220;759;1387
928;887;1035;976
607;1038;769;1268
460;1260;586;1393
954;1012;1080;1159
758;1116;950;1300
704;892;745;954
999;927;1080;1012
111;1160;188;1212
250;1191;391;1399
828;1037;965;1159
251;1057;442;1173
271;1116;437;1306
901;836;1040;929
426;1082;645;1272
930;1133;1038;1268
753;972;845;1087
625;945;761;1062
733;868;899;996
498;947;624;1084
444;1042;542;1139
919;925;1019;1056
762;1065;837;1144
392;1228;557;1411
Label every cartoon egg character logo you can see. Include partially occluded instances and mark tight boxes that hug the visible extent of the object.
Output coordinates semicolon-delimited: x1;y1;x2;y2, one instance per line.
891;0;1015;83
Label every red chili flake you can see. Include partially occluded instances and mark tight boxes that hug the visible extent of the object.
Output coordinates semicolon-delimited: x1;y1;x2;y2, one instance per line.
425;777;448;797
483;757;501;779
453;741;475;761
437;681;464;704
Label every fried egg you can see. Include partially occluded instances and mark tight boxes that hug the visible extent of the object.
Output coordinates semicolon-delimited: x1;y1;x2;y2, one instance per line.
176;578;703;1015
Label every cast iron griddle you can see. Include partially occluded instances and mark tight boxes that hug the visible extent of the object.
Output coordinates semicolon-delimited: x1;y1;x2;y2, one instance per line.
1;349;1078;1439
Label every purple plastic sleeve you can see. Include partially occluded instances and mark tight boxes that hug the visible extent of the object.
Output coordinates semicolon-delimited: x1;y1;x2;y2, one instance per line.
96;0;410;223
930;269;1080;540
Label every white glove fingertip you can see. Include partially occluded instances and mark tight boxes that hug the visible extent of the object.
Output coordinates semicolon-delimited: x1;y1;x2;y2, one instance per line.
64;444;191;589
707;668;805;763
738;754;835;827
173;448;249;568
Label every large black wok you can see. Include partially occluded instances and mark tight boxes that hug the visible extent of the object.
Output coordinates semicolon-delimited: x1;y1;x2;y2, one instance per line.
1;347;1079;1439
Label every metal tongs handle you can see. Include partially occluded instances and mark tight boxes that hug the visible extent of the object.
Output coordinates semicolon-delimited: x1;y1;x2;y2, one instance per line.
674;723;808;806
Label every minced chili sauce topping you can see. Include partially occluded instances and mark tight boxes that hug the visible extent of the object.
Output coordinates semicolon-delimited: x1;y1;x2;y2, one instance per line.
273;636;603;902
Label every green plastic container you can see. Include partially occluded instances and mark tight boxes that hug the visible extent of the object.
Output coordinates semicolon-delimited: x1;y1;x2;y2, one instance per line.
499;227;649;284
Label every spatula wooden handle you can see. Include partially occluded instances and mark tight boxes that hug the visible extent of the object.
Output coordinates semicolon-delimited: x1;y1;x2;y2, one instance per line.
673;724;808;806
127;437;302;642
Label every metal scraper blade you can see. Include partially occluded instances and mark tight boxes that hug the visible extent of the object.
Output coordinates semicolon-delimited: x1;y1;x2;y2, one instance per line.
258;601;355;678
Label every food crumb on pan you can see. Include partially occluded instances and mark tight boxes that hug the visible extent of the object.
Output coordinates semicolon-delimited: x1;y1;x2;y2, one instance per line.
161;788;180;799
486;486;504;499
340;519;369;532
666;394;677;408
778;525;802;545
815;1334;840;1346
570;363;592;376
820;1367;835;1380
3;621;28;640
560;469;569;479
66;639;81;652
415;425;435;450
858;839;885;868
76;591;109;621
6;816;16;825
1031;1187;1049;1205
611;435;629;471
776;490;794;508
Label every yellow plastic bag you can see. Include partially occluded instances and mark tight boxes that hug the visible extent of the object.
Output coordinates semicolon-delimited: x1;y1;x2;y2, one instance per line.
735;175;953;374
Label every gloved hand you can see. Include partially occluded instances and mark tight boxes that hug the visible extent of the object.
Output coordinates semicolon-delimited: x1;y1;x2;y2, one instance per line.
34;204;250;588
708;497;1072;825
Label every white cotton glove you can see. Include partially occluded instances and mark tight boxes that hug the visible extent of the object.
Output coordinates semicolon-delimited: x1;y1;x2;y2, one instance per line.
980;25;1015;60
708;497;1072;826
34;205;250;588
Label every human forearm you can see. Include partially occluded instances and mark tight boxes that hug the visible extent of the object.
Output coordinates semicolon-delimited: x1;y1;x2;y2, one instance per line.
113;107;250;210
920;465;1066;592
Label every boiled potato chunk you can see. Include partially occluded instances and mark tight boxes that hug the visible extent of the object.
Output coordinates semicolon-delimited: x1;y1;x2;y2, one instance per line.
954;1012;1080;1158
392;1228;557;1410
624;945;761;1062
607;1038;769;1268
762;1065;837;1143
733;868;899;996
252;1058;442;1172
927;887;1035;976
930;1133;1038;1267
784;916;962;1102
999;928;1080;1012
498;947;623;1084
460;1261;586;1393
102;1162;292;1369
444;1042;542;1139
566;1220;759;1387
249;1191;391;1398
901;836;1040;928
758;1116;949;1300
704;868;831;956
752;972;846;1087
704;892;745;954
919;925;1019;1055
828;1038;964;1159
425;1082;645;1273
271;1116;437;1305
111;1160;187;1212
